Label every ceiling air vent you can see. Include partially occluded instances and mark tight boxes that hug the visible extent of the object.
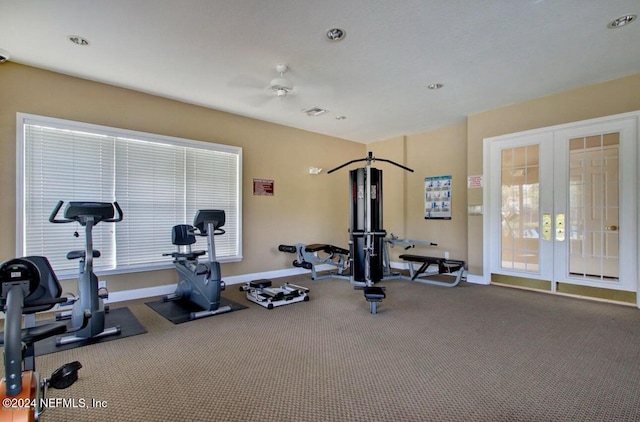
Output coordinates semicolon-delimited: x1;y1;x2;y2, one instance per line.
303;107;328;117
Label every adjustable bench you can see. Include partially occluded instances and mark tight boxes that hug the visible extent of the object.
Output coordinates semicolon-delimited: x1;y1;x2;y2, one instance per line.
279;243;350;280
398;254;465;287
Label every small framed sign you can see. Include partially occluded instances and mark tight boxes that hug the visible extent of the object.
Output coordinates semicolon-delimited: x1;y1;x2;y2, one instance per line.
253;178;274;196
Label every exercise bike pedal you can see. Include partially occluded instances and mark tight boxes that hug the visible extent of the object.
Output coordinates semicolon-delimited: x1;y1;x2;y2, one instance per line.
48;361;82;390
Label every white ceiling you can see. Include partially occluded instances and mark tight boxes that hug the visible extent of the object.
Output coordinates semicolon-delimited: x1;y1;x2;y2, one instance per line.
1;1;638;143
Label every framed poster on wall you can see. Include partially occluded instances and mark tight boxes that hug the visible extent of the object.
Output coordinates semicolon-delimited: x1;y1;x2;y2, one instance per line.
424;175;452;219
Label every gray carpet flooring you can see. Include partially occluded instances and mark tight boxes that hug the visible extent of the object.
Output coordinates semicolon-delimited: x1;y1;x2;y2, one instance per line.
21;275;640;421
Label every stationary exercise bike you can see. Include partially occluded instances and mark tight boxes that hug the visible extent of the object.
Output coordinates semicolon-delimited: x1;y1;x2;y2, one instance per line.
0;256;83;421
163;210;233;320
49;201;123;345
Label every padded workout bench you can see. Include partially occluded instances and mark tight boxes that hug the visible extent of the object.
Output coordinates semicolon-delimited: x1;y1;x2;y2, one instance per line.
398;254;466;287
279;243;350;280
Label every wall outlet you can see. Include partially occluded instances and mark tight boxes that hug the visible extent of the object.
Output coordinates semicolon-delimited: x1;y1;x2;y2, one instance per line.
98;280;107;289
444;251;450;260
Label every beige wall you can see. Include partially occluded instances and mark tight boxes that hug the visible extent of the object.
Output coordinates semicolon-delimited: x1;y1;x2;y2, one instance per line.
405;123;468;262
466;72;640;275
0;63;365;294
369;125;468;264
367;136;408;238
3;62;639;295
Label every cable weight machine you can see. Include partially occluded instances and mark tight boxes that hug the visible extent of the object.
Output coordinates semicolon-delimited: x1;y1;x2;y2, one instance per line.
328;152;413;313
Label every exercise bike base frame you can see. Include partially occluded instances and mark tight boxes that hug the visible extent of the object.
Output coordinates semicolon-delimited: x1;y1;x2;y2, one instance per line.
56;325;121;346
189;304;233;320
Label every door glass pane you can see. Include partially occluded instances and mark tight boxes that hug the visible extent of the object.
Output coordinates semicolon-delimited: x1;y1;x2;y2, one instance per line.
501;145;540;272
568;133;619;281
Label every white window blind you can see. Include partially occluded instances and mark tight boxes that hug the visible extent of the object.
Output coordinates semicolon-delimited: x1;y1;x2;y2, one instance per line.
17;113;242;277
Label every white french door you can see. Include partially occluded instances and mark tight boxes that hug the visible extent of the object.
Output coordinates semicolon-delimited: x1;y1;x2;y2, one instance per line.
484;112;638;297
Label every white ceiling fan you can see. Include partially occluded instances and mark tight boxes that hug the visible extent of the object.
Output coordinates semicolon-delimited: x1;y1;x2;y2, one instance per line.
231;64;300;107
268;64;295;99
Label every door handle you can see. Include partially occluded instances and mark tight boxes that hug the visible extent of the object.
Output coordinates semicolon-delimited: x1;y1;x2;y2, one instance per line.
542;214;552;241
606;225;618;231
555;213;565;241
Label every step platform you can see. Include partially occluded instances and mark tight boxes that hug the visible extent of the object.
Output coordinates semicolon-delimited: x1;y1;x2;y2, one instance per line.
239;279;310;309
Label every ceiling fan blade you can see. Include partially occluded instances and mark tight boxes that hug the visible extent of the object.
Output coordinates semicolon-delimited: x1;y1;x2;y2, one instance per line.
228;74;268;90
241;93;275;107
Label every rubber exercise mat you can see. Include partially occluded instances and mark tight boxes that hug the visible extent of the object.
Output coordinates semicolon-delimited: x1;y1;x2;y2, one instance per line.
145;296;247;324
35;306;147;356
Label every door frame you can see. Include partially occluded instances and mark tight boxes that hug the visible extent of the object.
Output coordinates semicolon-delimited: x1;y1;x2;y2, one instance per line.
482;111;639;307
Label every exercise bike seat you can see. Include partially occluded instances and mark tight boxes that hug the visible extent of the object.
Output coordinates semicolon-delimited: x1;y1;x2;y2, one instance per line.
164;224;207;261
67;250;101;260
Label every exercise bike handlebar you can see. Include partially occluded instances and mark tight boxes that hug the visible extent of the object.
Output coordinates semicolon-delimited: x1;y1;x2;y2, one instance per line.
193;227;226;237
327;151;414;174
111;202;124;223
49;200;124;224
48;200;65;223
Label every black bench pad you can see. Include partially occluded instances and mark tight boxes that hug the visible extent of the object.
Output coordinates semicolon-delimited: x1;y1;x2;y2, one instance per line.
364;286;386;301
305;244;350;256
398;255;465;273
250;279;272;289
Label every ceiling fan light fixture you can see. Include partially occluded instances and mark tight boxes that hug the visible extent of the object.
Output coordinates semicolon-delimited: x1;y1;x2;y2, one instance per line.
270;77;293;91
607;14;636;28
326;28;346;41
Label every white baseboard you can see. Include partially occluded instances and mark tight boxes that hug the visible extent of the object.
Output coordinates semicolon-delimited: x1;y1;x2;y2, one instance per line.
0;267;315;319
106;266;314;304
464;273;487;285
0;265;488;319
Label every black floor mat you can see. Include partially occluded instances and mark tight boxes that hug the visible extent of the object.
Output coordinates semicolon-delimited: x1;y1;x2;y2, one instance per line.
35;307;147;356
145;297;247;324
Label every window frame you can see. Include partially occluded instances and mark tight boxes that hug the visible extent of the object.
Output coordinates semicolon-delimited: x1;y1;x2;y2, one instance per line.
16;112;243;279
